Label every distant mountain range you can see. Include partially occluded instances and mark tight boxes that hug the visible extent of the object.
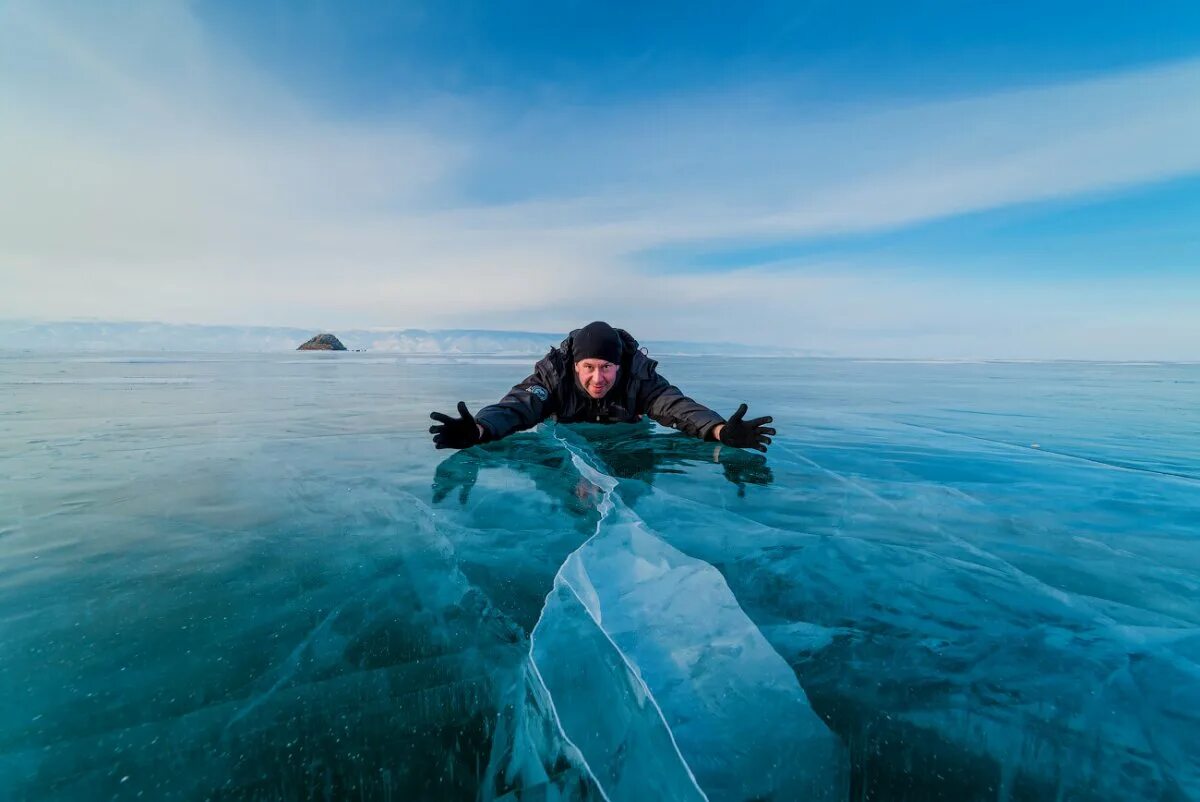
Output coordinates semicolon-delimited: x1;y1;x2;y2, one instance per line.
0;320;815;357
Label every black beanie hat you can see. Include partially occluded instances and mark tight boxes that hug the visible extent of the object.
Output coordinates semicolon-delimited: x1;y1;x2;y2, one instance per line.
573;321;623;364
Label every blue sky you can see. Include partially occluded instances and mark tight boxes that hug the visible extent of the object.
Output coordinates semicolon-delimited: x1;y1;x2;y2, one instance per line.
198;1;1200;103
2;0;1199;358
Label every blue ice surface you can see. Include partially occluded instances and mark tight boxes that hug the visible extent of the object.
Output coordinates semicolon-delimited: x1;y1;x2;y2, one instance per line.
0;352;1197;801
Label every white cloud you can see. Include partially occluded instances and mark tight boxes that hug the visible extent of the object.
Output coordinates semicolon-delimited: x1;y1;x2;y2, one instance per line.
2;0;1198;357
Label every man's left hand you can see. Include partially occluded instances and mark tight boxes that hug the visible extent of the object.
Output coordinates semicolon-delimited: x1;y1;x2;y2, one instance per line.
715;404;775;452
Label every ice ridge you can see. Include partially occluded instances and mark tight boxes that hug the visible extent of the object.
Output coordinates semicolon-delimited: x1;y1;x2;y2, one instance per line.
490;429;848;801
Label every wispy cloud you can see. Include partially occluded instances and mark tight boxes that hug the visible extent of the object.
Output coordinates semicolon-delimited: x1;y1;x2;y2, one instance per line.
2;1;1198;357
458;58;1200;243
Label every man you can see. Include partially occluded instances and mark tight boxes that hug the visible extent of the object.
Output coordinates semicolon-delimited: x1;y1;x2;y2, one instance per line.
429;321;774;451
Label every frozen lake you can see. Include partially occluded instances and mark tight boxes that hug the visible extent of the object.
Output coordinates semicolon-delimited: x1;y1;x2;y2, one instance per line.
1;352;1197;801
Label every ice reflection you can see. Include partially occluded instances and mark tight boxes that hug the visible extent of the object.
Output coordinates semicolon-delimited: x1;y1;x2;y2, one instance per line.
432;425;774;509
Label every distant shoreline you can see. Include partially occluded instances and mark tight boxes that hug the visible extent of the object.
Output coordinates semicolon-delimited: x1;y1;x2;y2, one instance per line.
0;320;817;358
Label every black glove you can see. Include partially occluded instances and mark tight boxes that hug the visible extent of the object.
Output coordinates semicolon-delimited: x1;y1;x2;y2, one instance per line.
718;403;775;452
429;401;482;449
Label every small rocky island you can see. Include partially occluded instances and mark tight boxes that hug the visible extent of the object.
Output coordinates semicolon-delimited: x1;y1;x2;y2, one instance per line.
297;333;347;351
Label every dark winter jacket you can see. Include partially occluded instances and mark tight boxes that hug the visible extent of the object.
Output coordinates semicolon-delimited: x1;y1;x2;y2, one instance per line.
474;328;725;442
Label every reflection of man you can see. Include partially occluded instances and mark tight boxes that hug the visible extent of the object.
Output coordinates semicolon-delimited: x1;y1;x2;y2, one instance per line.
429;321;775;451
432;429;774;507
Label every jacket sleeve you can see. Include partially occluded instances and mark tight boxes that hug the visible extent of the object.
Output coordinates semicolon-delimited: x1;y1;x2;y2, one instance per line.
639;370;725;440
473;356;560;441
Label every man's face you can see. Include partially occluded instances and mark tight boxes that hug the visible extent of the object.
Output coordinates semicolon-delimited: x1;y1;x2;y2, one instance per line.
574;359;619;399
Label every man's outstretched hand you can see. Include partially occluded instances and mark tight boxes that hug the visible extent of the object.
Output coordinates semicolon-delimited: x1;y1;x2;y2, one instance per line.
429;402;483;449
716;403;775;452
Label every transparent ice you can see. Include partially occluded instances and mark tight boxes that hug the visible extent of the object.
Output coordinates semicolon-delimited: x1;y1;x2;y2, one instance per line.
1;353;1197;800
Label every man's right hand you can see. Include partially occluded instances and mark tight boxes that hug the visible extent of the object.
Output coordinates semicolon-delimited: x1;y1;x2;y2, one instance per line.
429;401;484;449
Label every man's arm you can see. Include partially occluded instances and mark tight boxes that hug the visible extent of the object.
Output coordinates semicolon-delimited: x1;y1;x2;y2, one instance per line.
640;372;725;440
473;364;559;442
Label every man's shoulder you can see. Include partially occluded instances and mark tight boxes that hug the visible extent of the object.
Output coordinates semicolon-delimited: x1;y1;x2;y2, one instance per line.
628;347;660;381
534;346;568;381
